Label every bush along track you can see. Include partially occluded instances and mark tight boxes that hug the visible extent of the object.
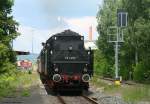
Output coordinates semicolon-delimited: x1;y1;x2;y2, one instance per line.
0;71;39;99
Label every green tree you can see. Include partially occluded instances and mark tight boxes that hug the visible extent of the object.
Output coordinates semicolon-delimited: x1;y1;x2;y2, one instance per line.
96;0;122;78
96;0;150;82
122;0;150;82
0;0;19;75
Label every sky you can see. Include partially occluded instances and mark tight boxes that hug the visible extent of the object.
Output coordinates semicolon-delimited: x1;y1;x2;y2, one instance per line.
12;0;102;53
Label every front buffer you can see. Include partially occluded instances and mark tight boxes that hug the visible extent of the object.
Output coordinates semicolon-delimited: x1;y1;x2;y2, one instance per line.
51;73;90;91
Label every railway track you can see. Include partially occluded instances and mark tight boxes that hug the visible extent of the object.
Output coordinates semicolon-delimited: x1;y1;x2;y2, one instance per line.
82;95;99;104
43;77;100;104
57;95;66;104
57;95;99;104
101;77;136;85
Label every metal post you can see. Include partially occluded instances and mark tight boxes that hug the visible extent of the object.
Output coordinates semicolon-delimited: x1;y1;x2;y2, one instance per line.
115;27;119;79
115;42;119;79
31;30;34;54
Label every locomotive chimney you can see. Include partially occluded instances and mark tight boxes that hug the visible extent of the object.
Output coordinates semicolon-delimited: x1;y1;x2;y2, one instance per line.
89;26;92;41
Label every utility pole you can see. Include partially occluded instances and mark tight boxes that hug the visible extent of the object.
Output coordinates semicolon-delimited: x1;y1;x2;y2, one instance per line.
31;29;34;54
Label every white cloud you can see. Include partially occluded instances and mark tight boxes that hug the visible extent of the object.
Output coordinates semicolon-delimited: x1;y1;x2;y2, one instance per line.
13;25;66;53
65;16;98;40
13;16;99;53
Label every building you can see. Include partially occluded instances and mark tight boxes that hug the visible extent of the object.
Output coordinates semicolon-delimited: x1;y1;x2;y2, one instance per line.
84;26;97;50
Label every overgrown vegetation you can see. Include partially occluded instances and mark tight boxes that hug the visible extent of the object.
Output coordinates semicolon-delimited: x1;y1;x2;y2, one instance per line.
96;0;150;83
91;76;150;103
0;0;22;98
0;0;19;73
0;71;38;98
94;50;115;78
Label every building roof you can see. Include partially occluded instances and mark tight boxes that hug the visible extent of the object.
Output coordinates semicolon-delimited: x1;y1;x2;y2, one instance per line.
15;51;30;55
84;41;97;50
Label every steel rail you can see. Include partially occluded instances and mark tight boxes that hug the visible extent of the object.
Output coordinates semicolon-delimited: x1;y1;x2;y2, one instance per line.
57;95;66;104
101;77;136;85
82;95;99;104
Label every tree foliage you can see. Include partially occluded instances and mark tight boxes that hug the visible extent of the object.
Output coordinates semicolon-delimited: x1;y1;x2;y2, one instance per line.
0;0;19;75
96;0;150;83
96;0;122;78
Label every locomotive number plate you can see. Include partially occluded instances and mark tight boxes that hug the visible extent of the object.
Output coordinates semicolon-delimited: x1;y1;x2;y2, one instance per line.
65;56;76;60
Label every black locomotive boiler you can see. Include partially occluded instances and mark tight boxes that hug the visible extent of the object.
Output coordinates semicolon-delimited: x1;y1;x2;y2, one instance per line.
37;30;94;91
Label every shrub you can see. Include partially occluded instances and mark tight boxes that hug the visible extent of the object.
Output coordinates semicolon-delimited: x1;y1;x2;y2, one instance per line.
119;67;130;80
0;61;16;76
94;50;114;77
133;61;150;83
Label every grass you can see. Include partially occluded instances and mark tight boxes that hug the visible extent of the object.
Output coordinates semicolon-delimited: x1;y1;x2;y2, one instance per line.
90;75;150;103
21;89;30;97
122;85;150;102
0;70;38;99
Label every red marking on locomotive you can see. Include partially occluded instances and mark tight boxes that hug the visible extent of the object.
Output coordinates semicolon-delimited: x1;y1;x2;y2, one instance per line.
61;74;81;81
74;75;79;80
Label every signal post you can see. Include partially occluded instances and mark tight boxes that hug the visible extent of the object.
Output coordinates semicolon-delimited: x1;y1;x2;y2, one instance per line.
107;9;128;85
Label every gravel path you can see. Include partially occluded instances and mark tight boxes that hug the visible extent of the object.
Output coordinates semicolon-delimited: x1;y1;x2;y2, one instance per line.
83;84;128;104
59;96;92;104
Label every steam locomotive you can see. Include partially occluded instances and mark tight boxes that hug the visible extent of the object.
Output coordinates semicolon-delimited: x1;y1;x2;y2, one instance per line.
37;30;94;91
